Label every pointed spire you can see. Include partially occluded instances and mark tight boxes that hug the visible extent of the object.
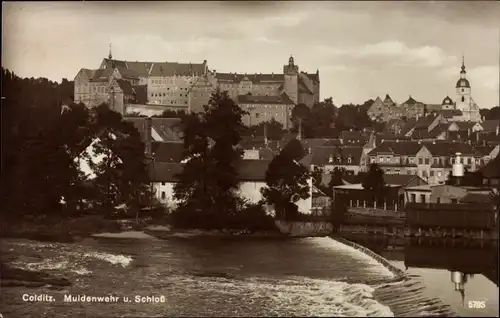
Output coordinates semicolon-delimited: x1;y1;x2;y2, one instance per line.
461;55;466;73
108;43;113;60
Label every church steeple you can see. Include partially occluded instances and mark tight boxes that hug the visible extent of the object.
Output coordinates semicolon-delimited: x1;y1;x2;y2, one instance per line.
108;43;113;60
460;56;466;77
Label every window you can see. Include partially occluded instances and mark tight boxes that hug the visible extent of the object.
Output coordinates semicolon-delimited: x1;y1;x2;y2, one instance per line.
461;96;465;102
161;182;165;186
425;158;430;164
255;113;260;118
420;194;426;203
434;158;439;164
161;191;166;200
430;170;434;177
411;194;416;203
436;197;441;204
437;171;442;177
347;158;352;164
451;199;458;204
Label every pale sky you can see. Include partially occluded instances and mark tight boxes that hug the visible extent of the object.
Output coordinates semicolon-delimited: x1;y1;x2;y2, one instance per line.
2;1;500;108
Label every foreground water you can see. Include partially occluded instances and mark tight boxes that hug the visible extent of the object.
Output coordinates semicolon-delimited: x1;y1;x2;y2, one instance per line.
0;234;493;317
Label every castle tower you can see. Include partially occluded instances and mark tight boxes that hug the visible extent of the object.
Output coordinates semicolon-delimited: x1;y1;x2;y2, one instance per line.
283;55;299;104
455;56;472;110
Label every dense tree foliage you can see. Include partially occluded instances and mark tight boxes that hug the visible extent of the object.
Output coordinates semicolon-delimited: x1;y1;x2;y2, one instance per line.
261;139;311;219
1;68;150;219
242;118;284;140
480;106;500;120
172;91;256;229
362;163;386;204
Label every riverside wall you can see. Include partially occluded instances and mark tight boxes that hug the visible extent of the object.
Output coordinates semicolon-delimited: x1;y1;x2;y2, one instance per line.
274;220;333;237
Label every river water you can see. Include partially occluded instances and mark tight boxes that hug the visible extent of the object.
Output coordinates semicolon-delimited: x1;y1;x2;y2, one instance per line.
0;235;497;317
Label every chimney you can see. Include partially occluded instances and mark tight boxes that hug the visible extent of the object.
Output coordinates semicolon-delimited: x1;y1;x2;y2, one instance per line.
496;125;499;136
145;117;153;157
308;147;312;154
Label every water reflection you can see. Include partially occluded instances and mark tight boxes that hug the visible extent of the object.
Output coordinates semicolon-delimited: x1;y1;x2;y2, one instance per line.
338;234;498;310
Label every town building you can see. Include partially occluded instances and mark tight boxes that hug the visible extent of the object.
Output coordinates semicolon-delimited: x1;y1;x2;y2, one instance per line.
148;159;313;214
74;50;321;126
366;58;482;123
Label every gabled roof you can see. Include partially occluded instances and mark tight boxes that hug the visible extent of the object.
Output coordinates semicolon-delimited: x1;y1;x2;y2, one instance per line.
132;84;148;104
299;138;330;150
453;121;477;131
474;145;496;157
368;141;423;156
440;109;463;118
216;72;285;84
152;118;183;142
414;115;436;130
482;120;500;132
123;117;150;142
383;94;394;105
151;141;185;163
340;130;369;144
322;139;343;147
90;68;113;82
311;146;364;166
400;118;417;136
424;141;482;157
298;77;313;95
403;96;418;105
480;154;500;178
149;61;206;77
116;79;134;95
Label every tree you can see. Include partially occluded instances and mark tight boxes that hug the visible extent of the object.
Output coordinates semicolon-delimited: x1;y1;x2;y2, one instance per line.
362;163;386;205
244;118;284;140
291;103;310;127
153;109;187;119
329;167;346;188
87;104;151;213
172;91;248;229
261;139;311;219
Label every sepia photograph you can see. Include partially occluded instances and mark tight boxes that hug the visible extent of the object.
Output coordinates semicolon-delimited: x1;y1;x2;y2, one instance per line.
1;1;499;317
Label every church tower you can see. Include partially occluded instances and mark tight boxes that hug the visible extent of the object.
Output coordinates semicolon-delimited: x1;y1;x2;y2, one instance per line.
455;57;472;108
283;55;299;105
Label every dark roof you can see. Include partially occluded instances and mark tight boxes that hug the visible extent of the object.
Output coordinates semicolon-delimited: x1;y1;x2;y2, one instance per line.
149;159;272;182
459;192;493;204
90;68;113;82
403;96;418;105
132;84;148;104
456;78;471;88
423;141;482;157
116;67;141;80
474;145;496;156
453;121;476;131
322;139;343;147
401;118;417;136
442;96;453;105
299;138;330;150
414;115;436;130
216;72;284;84
383;174;426;187
311;146;364;166
440;109;463;118
368;141;423;156
152;118;184;142
383;94;394;104
149;162;184;182
237;94;293;105
151;141;185;163
123;117;150;142
340;130;369;144
235;159;271;181
116;79;134;95
149;61;206;77
480;154;500;178
482;120;500;132
298;77;313;95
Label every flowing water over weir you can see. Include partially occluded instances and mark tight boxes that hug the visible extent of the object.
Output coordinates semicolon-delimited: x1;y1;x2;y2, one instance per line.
1;236;457;317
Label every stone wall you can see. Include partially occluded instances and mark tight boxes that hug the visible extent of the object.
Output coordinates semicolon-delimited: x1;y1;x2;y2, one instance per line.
274;220;333;237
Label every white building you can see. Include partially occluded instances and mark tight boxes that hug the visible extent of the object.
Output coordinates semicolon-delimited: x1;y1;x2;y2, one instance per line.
149;160;313;214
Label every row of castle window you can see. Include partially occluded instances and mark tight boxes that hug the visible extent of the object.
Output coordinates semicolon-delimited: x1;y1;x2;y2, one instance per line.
252;112;284;118
151;79;193;85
